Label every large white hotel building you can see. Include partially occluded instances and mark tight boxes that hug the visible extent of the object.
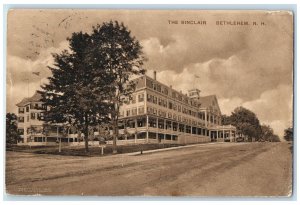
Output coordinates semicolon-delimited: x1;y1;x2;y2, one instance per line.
16;72;236;145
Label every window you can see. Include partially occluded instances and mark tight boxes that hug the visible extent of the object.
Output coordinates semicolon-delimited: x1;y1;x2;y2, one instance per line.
172;92;176;99
173;114;177;121
158;110;162;116
168;101;173;109
157;85;161;92
168;113;172;119
149;118;157;128
18;129;24;135
137;118;146;127
18;107;24;113
153;83;157;91
132;108;137;115
153;108;157;115
158;98;162;106
31;113;35;120
164;87;169;95
126;110;131;117
138;106;144;114
26;106;29;112
178;105;181;112
147;107;153;114
173;122;178;131
173;104;177;111
158;119;164;129
126;120;136;128
138;93;144;102
166;121;172;130
179;124;185;132
27;115;29;122
147;94;153;102
18;117;24;122
148;132;157;139
131;95;136;104
137;132;146;139
184;97;188;104
38;112;44;120
163;100;167;108
153;96;157;104
37;113;41;120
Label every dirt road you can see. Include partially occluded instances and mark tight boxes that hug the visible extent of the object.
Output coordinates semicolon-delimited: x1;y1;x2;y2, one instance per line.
5;142;292;196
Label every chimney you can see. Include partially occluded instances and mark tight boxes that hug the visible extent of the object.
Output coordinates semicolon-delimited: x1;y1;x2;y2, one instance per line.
153;70;157;80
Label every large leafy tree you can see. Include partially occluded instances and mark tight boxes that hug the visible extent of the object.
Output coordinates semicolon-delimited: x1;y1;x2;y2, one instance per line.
41;21;145;153
284;127;293;141
88;21;145;153
6;113;20;145
221;114;231;125
261;124;280;142
41;32;113;152
228;106;262;141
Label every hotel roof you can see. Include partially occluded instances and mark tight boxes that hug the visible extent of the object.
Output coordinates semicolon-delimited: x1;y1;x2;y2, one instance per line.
16;91;42;107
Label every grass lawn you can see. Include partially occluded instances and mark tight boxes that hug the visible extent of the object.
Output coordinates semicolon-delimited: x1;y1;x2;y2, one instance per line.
6;143;187;157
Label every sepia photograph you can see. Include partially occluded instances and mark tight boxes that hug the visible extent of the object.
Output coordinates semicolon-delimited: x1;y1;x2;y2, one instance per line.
5;8;294;197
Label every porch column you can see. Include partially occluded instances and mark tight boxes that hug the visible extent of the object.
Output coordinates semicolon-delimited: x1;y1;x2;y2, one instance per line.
164;119;166;140
216;130;219;141
156;117;159;140
146;115;149;143
207;113;210;127
204;110;208;127
229;129;232;142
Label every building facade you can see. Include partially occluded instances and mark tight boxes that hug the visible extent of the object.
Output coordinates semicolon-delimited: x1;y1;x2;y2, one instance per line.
117;73;236;144
16;92;79;145
16;74;236;145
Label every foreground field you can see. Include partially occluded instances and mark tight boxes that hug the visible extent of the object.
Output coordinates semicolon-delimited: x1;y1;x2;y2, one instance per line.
6;142;292;196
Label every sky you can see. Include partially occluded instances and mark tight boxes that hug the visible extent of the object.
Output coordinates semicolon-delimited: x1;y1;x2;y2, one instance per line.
6;9;293;138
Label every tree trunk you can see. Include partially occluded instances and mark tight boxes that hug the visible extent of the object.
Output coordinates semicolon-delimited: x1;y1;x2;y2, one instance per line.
84;125;89;153
112;120;118;154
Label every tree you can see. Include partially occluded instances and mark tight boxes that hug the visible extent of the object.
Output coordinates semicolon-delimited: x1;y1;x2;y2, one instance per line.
229;107;262;141
6;113;20;145
270;134;281;142
40;21;145;153
260;124;280;142
40;31;113;152
88;21;146;153
221;114;231;125
284;127;293;141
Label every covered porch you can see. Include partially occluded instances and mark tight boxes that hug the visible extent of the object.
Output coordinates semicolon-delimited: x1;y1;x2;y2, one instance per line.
209;125;237;142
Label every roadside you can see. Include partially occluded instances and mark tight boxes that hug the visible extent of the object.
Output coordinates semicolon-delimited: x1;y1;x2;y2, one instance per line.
6;142;208;157
6;143;200;157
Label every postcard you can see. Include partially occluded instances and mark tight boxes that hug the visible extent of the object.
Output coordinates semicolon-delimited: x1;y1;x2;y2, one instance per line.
5;9;294;197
